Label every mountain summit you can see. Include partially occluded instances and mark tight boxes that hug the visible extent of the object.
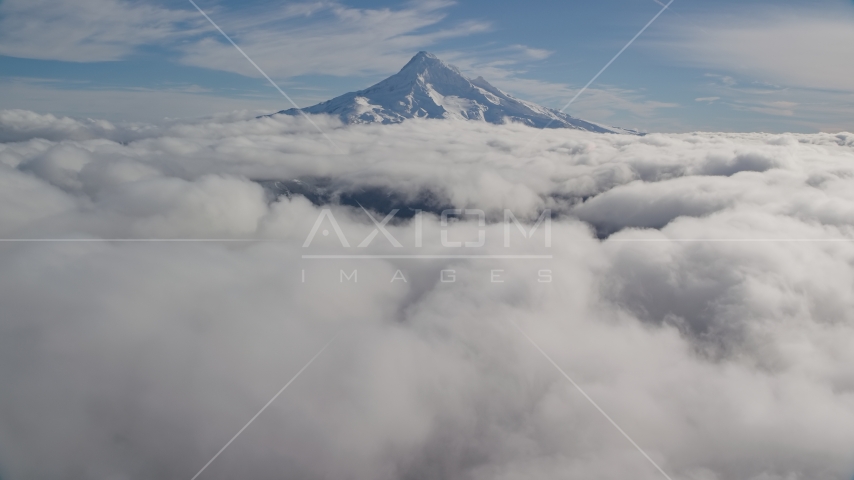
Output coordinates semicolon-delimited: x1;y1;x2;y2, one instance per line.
269;52;637;134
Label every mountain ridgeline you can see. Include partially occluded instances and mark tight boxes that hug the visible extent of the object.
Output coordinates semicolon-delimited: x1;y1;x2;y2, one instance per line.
266;52;639;135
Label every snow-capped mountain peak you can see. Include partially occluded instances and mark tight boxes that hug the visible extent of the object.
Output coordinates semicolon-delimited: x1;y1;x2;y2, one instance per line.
268;51;638;134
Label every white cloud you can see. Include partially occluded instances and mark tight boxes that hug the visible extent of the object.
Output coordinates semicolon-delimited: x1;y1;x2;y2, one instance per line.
0;0;201;62
0;0;488;80
651;7;854;131
659;11;854;93
178;1;491;78
2;111;854;479
699;72;854;132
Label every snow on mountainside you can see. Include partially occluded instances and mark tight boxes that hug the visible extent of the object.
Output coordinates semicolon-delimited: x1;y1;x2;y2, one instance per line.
267;52;640;135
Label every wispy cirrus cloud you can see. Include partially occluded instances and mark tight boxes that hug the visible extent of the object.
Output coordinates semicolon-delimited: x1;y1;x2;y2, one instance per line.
650;6;854;130
0;0;203;62
658;9;854;93
177;0;491;78
697;71;854;131
0;0;490;78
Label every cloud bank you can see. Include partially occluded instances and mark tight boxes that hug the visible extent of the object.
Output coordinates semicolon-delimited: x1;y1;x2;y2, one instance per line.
1;110;854;480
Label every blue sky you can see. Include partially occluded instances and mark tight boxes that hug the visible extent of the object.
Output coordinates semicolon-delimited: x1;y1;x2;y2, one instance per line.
0;0;852;132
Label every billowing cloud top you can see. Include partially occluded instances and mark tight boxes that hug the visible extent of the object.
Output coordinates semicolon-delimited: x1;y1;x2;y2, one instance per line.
1;110;854;480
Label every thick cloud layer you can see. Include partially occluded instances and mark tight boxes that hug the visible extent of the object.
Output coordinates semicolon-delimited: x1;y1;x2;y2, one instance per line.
1;110;854;480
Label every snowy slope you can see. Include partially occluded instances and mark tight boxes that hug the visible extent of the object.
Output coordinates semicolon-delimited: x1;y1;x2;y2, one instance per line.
267;52;640;135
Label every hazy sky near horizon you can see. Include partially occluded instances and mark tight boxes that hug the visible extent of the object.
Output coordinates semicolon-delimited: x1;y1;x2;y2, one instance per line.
0;0;852;132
